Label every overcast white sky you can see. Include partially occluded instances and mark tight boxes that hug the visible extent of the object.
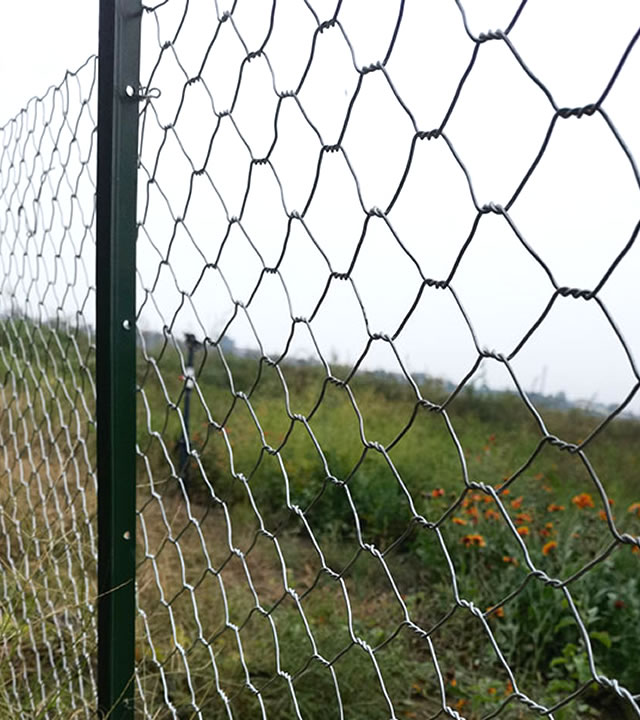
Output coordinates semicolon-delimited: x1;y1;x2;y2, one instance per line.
2;1;640;413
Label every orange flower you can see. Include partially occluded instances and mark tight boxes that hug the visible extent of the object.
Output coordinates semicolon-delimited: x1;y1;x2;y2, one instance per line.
598;510;608;522
534;472;545;481
465;505;479;522
547;503;565;512
487;605;505;618
461;533;486;548
431;488;445;498
516;512;533;525
511;496;524;510
628;502;640;516
452;516;467;526
517;526;530;537
455;699;466;710
632;546;639;555
539;528;551;538
572;493;595;509
488;687;497;695
542;541;557;556
505;680;514;696
542;484;553;493
502;555;518;565
545;522;554;529
472;493;483;503
485;508;500;521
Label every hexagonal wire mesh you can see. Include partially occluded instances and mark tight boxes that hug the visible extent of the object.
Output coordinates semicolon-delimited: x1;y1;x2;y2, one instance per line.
0;57;99;718
133;1;640;719
2;1;640;719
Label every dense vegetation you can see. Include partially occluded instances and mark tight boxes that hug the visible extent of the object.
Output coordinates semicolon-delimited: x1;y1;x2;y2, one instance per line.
1;315;639;718
134;338;640;720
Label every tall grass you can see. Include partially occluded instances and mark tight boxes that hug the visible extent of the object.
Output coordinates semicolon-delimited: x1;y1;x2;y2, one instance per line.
2;318;639;718
0;314;98;719
134;339;640;719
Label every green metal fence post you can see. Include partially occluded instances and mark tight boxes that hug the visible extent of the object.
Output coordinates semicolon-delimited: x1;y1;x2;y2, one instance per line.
97;0;141;717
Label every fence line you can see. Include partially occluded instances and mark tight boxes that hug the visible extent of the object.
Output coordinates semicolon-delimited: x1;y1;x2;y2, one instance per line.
1;2;640;719
132;2;640;719
0;56;98;718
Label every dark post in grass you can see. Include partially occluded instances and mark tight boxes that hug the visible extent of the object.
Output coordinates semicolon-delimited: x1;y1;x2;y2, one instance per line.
178;333;202;487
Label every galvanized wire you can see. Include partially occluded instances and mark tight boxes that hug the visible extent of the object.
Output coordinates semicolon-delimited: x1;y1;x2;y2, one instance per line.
0;57;98;718
133;2;640;719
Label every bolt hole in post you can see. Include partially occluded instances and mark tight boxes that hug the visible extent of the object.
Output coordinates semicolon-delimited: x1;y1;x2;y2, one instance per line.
177;333;202;492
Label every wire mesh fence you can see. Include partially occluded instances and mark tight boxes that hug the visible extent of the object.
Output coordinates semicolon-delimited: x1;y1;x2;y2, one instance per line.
0;57;98;718
133;2;640;719
1;1;640;719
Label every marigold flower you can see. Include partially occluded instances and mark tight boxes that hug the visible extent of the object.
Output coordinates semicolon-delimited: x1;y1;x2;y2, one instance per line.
502;555;518;565
488;687;497;695
472;493;483;503
455;699;466;710
545;522;554;529
542;484;553;493
485;508;500;521
539;528;551;538
517;526;530;537
542;541;557;556
572;492;595;509
515;512;532;525
511;496;524;509
486;605;505;618
461;533;486;547
465;505;479;520
632;546;639;555
628;502;640;516
431;487;445;498
505;680;514;696
452;516;467;526
547;503;565;512
598;510;608;522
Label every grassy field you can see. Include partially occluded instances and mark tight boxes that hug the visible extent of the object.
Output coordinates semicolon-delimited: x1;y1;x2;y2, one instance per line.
134;339;640;720
0;316;98;718
1;315;639;718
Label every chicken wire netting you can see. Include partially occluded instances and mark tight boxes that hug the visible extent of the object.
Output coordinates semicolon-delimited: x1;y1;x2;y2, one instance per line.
133;1;640;719
0;57;99;718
